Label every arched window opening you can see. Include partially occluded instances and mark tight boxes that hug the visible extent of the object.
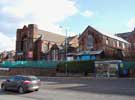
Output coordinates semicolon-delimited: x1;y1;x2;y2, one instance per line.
87;34;94;49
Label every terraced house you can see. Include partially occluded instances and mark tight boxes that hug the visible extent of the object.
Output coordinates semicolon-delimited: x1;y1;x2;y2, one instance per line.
116;28;135;60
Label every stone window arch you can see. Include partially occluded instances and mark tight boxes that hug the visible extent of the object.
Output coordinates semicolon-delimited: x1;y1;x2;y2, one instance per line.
21;35;28;51
42;43;48;53
87;34;94;49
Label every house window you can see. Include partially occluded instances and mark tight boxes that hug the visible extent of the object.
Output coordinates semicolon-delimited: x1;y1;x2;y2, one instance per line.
113;41;115;47
122;43;125;49
52;49;58;61
106;39;109;45
133;43;135;48
23;38;28;52
117;41;119;47
52;50;56;61
87;34;94;49
42;44;48;53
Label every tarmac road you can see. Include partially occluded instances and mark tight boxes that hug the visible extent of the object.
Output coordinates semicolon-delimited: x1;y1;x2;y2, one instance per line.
0;77;135;100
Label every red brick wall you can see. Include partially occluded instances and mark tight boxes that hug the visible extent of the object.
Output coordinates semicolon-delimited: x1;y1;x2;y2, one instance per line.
0;68;56;76
16;24;39;60
79;26;103;51
79;26;130;59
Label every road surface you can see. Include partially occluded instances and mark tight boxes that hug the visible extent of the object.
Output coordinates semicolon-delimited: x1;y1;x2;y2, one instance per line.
0;77;135;100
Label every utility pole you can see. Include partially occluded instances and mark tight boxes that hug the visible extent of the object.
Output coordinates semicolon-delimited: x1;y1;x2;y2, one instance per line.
65;28;68;76
60;26;68;76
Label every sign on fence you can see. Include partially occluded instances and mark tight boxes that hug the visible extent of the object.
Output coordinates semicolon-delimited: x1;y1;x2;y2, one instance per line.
0;68;9;71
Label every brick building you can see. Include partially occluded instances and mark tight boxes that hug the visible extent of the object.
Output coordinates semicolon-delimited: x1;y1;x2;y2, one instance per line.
16;24;66;60
116;28;135;60
78;26;130;60
0;50;15;62
66;35;79;61
16;24;131;61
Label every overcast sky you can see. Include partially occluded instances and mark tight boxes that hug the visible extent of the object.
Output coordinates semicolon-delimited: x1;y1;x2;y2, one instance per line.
0;0;135;51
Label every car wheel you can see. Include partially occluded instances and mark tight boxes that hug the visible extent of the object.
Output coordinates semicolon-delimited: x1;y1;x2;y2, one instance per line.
1;84;6;91
18;86;25;94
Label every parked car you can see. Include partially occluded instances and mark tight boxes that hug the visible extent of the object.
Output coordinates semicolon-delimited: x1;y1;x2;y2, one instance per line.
1;75;41;93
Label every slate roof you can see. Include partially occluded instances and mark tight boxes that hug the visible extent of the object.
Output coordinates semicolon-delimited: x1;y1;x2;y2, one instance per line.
38;29;66;44
80;26;129;44
116;32;132;41
100;31;129;44
116;32;132;36
67;36;77;43
88;26;129;44
77;50;103;55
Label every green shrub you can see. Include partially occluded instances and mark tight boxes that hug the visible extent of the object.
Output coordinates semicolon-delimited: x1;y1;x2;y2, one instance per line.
57;60;95;73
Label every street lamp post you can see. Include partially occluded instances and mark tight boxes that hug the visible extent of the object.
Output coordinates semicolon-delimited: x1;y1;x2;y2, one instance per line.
65;28;68;76
60;26;68;76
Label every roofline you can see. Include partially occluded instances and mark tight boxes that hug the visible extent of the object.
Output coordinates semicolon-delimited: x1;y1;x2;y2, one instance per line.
38;29;66;37
116;32;132;35
79;25;129;44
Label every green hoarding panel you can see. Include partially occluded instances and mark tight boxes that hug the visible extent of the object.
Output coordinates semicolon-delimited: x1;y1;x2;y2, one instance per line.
0;61;58;68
